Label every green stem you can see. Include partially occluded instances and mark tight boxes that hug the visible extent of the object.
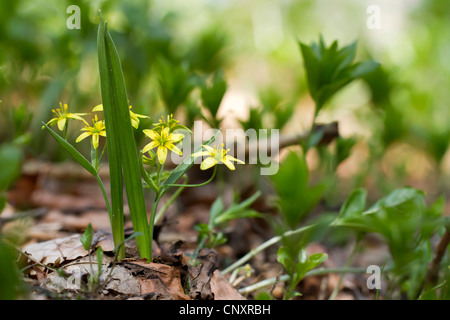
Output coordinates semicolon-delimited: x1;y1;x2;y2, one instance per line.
154;177;187;224
148;194;161;259
328;237;360;300
164;166;217;188
94;173;124;260
238;267;376;295
63;120;69;140
222;224;314;275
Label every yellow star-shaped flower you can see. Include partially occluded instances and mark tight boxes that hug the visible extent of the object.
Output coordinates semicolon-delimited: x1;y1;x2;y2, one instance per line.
192;144;244;170
143;127;184;164
92;104;149;129
46;103;87;131
75;114;106;149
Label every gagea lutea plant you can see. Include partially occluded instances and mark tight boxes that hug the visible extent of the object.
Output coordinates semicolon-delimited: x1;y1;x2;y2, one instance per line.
42;12;244;261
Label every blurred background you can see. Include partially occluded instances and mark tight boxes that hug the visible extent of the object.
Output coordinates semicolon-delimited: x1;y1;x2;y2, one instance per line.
0;0;449;205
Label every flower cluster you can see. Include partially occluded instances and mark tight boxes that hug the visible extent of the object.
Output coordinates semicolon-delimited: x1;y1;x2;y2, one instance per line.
46;103;245;170
45;102;148;149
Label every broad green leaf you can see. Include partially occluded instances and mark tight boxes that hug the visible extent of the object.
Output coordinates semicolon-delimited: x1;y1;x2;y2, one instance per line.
81;223;93;251
271;152;325;228
338;188;367;219
0;143;23;191
277;246;296;277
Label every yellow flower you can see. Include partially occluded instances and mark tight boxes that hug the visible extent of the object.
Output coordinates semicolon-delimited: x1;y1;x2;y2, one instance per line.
92;104;149;129
153;114;191;133
75;114;106;149
46;103;87;131
192;144;244;170
142;127;184;164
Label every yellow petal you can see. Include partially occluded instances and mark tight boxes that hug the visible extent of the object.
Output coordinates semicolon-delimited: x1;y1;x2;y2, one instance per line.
162;127;170;137
131;117;139;129
222;159;236;170
191;151;211;158
143;141;159;154
46;118;58;126
167;143;183;156
67;113;87;122
157;146;168;164
92;104;103;112
76;132;91;143
57;118;67;131
170;133;184;143
92;133;99;149
99;131;107;137
200;157;218;170
143;129;160;141
225;155;245;164
203;145;215;152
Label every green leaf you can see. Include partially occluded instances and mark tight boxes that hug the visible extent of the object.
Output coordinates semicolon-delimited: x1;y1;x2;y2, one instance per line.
209;196;224;228
139;151;159;193
338;188;367;219
214;191;262;225
98;12;151;260
201;70;227;119
97;13;126;259
113;232;144;254
160;130;220;195
96;246;104;276
294;251;327;284
299;37;379;112
81;223;94;251
271;152;325;228
42;123;96;176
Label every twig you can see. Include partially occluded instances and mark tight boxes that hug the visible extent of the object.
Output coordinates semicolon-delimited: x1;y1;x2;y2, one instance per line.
424;228;450;288
0;207;47;227
240;121;339;158
238;267;370;294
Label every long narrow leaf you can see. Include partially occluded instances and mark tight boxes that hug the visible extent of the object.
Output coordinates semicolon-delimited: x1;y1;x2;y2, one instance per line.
98;12;151;260
97;13;126;260
42;123;97;176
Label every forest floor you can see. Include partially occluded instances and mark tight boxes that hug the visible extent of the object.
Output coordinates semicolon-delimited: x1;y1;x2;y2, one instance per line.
3;159;389;300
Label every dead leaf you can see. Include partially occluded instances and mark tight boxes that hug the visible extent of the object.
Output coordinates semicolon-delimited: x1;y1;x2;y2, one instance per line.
23;234;88;265
130;261;190;300
210;270;246;300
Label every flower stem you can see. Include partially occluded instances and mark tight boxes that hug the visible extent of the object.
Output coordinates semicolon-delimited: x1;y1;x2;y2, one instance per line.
154;176;187;224
221;224;314;275
164;166;217;188
328;237;361;300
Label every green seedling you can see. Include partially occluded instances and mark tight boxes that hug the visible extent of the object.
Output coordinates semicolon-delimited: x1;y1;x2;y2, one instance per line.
80;224;104;292
154;56;197;115
334;187;445;299
277;247;327;299
193;191;262;261
200;70;227;128
271;151;327;229
43;12;246;263
299;36;379;151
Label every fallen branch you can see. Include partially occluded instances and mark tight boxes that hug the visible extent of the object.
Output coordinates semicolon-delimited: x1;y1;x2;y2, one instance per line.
424;228;450;287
